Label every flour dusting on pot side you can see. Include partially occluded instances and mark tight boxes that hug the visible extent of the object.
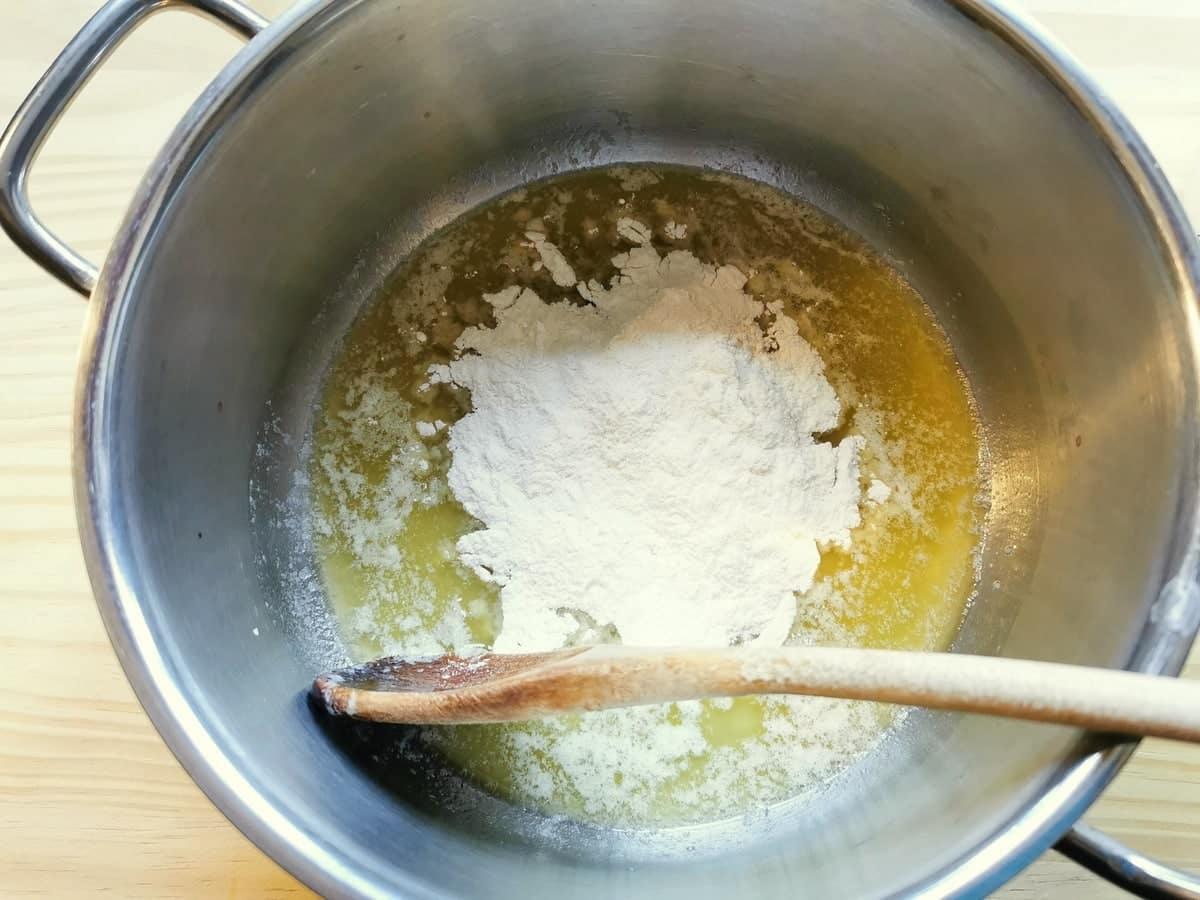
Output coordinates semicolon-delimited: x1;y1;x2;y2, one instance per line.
302;165;986;825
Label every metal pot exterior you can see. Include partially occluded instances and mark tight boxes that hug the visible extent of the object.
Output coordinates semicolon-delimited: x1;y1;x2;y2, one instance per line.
5;0;1200;897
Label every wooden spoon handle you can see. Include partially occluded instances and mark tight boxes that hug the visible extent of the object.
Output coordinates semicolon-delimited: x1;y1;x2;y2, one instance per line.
695;646;1200;742
318;645;1200;739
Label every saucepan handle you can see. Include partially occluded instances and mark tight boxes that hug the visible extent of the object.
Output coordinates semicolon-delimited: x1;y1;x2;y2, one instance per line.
0;0;266;298
1057;824;1200;900
1064;578;1200;897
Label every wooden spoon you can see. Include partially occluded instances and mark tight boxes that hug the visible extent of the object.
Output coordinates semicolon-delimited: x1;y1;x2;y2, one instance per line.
312;644;1200;742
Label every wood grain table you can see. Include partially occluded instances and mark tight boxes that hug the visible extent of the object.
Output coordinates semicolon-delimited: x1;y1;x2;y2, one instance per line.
2;1;1198;897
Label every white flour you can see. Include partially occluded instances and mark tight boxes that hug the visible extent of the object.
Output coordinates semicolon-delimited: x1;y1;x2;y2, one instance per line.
430;221;865;653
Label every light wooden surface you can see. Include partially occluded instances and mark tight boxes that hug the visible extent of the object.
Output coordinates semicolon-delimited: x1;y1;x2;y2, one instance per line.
1;1;1198;897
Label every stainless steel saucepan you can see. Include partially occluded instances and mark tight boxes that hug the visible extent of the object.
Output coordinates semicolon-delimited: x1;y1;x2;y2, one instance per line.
4;0;1200;896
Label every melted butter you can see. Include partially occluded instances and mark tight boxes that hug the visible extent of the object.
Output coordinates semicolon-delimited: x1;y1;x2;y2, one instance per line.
310;165;984;825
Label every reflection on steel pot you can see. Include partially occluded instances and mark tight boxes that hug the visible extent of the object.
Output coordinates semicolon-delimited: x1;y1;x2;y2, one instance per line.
4;0;1200;897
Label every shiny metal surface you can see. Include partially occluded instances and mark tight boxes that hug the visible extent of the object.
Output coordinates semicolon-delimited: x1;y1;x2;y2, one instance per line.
0;0;266;297
1059;823;1200;899
8;0;1200;896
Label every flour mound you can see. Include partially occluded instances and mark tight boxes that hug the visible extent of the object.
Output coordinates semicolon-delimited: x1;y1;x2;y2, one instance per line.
430;237;862;653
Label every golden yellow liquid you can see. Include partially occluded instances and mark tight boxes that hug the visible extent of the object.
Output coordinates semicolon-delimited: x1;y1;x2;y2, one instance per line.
310;166;984;825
